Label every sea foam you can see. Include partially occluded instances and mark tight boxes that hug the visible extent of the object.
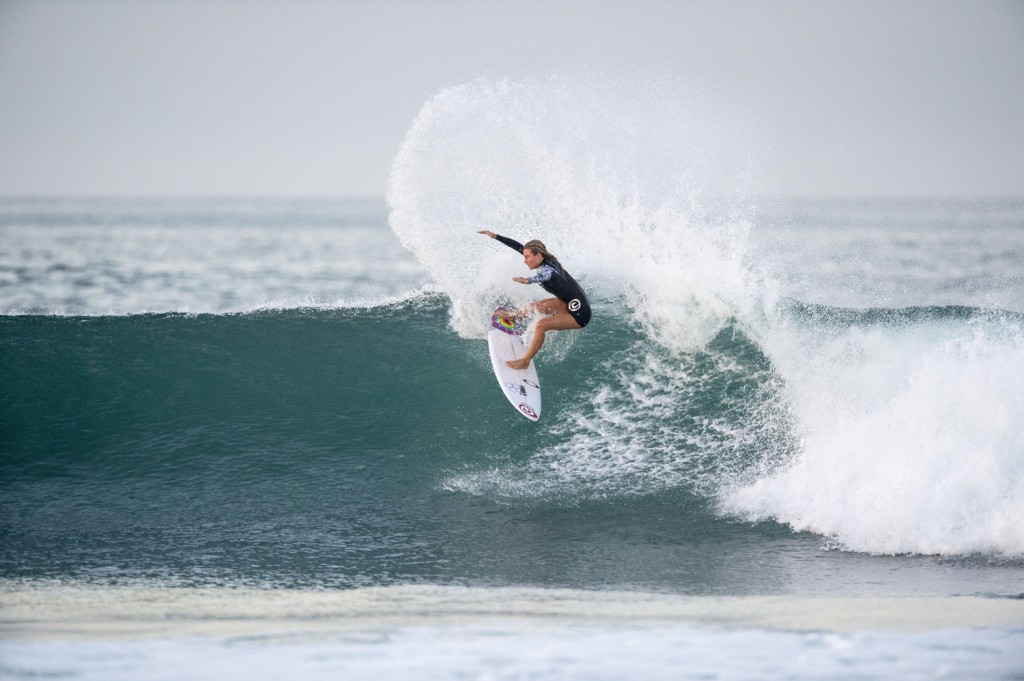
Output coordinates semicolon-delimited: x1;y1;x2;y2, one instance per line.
387;73;759;350
388;74;1024;558
728;311;1024;556
389;74;778;506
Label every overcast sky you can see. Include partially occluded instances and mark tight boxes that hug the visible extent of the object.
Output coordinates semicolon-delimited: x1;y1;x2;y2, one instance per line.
1;0;1022;199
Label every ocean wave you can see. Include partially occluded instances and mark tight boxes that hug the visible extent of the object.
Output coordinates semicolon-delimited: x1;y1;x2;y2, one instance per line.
5;70;1022;564
383;73;1024;558
8;292;1021;558
725;300;1024;557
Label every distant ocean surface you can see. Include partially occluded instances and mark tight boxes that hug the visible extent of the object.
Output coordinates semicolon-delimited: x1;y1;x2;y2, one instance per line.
3;80;1024;679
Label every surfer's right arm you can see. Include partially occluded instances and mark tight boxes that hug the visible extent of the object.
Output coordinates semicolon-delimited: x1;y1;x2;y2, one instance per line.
478;230;524;254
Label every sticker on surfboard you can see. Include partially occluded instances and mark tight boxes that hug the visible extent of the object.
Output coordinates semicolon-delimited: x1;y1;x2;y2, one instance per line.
486;307;541;421
491;308;528;336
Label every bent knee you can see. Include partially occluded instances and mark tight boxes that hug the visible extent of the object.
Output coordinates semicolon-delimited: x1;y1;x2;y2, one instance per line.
537;314;580;333
536;317;557;332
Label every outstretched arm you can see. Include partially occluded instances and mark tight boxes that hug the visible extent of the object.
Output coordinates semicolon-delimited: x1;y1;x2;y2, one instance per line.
477;230;524;254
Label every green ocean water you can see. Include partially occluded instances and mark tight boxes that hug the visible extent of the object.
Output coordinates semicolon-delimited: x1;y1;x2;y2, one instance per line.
2;295;1022;597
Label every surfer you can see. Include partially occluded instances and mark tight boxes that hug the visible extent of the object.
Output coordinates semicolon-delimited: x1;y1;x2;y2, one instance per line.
479;230;591;370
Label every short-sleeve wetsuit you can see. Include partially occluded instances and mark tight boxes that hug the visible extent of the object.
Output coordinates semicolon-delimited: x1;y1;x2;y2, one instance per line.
496;235;592;328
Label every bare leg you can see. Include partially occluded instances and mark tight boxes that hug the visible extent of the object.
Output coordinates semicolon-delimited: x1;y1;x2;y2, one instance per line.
530;298;565;316
508;298;560;319
506;300;581;370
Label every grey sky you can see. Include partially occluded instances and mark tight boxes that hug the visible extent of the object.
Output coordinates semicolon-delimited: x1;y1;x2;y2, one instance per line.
1;0;1022;198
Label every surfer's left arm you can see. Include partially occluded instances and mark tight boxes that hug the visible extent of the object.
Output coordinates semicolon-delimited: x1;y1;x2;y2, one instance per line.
514;265;554;285
478;230;524;254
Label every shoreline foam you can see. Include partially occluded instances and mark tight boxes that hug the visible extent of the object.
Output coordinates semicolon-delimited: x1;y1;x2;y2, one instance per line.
3;583;1022;640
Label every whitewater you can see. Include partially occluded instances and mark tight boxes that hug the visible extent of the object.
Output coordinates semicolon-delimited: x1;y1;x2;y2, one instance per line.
387;76;1024;558
2;75;1023;679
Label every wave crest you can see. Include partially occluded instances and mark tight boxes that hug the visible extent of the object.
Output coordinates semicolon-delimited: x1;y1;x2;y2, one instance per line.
387;73;759;351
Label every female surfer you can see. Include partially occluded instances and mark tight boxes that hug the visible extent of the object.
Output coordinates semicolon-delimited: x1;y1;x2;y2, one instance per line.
478;230;591;370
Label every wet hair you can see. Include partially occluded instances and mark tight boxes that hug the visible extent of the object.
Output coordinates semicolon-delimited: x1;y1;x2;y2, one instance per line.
524;239;562;270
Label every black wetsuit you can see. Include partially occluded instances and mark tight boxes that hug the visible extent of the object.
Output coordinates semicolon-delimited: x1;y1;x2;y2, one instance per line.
496;235;592;328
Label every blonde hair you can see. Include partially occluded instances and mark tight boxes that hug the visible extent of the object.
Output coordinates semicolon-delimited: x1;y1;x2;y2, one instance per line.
524;239;562;270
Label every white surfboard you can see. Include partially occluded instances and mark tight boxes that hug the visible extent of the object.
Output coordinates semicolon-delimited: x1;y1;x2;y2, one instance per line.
487;307;542;421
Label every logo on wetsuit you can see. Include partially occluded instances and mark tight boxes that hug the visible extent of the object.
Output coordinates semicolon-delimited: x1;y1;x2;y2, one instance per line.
568;299;581;312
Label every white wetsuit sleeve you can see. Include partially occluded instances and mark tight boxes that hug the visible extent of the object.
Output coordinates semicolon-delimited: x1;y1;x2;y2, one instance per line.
525;264;555;284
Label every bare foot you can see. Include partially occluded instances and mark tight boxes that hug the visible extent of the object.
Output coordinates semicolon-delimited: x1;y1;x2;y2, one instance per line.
506;357;531;370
